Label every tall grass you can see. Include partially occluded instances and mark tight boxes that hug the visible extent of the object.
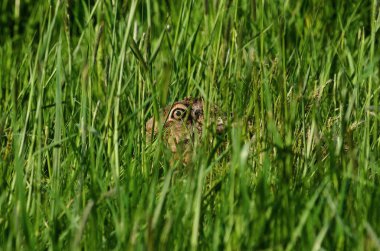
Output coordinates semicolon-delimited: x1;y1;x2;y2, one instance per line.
1;0;380;250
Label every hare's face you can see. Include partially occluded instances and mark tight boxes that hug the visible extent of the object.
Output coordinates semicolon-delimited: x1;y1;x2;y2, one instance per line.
146;97;223;164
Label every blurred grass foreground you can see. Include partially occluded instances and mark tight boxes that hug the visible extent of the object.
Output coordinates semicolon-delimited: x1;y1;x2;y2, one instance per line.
1;0;380;250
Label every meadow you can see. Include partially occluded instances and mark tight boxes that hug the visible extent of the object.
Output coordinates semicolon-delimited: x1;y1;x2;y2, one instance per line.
1;0;380;250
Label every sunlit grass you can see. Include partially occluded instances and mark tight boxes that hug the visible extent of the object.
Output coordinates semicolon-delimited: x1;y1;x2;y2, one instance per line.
1;0;380;250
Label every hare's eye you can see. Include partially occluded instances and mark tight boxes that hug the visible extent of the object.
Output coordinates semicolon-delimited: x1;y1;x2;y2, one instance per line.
175;110;183;117
167;103;189;122
171;108;186;120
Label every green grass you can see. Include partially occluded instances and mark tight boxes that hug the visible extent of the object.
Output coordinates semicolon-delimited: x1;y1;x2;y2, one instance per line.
1;0;380;250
